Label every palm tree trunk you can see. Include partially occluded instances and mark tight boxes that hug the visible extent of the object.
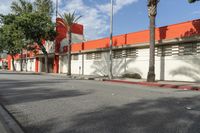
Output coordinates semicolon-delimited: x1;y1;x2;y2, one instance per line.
147;14;156;82
67;30;72;76
11;55;16;72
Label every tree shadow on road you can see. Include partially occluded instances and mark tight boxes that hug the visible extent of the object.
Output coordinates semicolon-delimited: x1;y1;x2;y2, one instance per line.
0;79;93;105
10;93;200;133
58;96;200;133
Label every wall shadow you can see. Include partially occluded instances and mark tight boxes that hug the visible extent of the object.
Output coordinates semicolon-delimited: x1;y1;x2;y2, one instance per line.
169;56;200;82
158;26;168;43
91;53;137;77
169;20;200;82
181;20;200;39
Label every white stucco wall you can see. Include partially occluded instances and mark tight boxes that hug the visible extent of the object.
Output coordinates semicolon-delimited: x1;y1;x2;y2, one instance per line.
13;58;35;72
59;46;200;82
59;55;68;73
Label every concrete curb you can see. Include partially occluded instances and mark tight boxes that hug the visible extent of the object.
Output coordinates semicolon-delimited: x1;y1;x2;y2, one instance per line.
0;105;24;133
103;79;200;91
3;71;200;91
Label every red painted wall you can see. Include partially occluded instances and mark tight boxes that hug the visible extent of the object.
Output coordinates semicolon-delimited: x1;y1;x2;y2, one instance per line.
55;18;84;53
53;55;59;73
35;57;39;72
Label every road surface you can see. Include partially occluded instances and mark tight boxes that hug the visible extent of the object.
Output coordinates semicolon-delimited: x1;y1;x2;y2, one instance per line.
0;71;200;133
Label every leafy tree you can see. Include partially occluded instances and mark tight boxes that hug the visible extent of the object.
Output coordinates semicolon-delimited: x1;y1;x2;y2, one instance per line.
16;12;56;73
60;11;81;76
11;0;33;14
147;0;159;82
11;0;33;71
0;15;24;71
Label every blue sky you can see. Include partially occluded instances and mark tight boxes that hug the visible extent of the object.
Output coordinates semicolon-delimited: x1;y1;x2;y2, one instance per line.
57;0;200;40
113;0;200;36
1;0;200;40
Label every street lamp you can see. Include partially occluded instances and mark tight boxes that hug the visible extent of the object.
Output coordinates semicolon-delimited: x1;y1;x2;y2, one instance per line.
109;0;113;79
55;0;59;18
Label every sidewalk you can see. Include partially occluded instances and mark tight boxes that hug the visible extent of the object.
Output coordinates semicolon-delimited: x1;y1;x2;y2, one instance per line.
2;70;200;91
0;105;24;133
0;121;8;133
103;78;200;91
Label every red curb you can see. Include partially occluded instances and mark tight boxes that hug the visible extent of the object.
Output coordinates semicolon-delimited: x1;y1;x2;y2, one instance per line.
137;82;162;87
162;84;178;89
177;86;200;91
104;79;200;91
178;86;193;90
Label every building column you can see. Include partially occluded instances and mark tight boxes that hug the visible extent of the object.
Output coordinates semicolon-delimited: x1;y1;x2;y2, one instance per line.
54;55;59;73
35;57;39;72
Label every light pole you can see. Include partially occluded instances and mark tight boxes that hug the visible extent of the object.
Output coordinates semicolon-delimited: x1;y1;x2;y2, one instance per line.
109;0;113;79
56;0;58;18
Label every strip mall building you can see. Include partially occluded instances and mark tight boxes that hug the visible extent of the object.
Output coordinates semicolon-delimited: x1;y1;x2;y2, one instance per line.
6;18;200;82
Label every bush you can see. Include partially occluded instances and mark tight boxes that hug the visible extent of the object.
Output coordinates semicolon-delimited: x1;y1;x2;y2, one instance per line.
122;73;142;79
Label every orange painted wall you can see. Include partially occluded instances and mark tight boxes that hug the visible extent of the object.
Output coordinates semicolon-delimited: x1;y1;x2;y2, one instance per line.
84;38;110;50
113;35;126;47
69;19;200;52
71;42;83;52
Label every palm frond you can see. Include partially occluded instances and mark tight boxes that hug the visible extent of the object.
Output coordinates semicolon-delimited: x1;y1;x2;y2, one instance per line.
11;0;33;14
60;11;82;31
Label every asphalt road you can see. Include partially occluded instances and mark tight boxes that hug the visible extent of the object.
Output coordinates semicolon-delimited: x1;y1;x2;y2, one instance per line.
0;71;200;133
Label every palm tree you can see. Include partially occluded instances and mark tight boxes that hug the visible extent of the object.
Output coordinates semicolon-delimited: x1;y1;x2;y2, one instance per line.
11;0;33;14
147;0;159;82
60;12;81;76
34;0;53;16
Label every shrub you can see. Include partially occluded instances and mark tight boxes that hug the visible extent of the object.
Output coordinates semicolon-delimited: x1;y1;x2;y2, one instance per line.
122;73;142;79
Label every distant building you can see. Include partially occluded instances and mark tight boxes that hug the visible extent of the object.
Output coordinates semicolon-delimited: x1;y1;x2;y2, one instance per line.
6;18;200;82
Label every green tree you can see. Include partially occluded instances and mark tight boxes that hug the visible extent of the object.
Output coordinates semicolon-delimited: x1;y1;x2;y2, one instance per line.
34;0;53;16
0;15;24;71
11;0;33;71
11;0;33;14
16;12;56;73
147;0;159;82
60;12;81;76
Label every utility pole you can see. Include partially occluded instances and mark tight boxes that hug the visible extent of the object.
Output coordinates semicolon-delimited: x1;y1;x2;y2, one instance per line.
56;0;58;18
109;0;113;79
